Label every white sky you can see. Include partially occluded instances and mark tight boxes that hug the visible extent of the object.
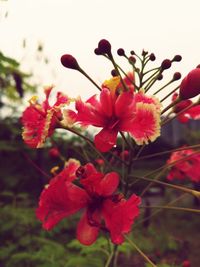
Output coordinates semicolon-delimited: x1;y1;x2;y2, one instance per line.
1;0;200;103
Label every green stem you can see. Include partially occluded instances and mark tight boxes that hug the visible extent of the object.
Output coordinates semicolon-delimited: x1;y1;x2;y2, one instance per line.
124;236;157;267
135;193;187;226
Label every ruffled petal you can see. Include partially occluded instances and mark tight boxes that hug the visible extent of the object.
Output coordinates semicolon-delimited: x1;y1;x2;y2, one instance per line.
128;103;161;145
36;162;89;230
76;211;100;245
94;128;118;152
102;194;141;244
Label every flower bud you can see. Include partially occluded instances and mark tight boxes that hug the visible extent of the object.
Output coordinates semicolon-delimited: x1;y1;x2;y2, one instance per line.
111;69;118;77
161;59;171;71
173;72;181;81
94;48;101;55
157;74;163;80
149;53;156;61
142;49;148;56
172;55;182;62
179;68;200;99
98;39;112;55
129;56;136;64
130;50;135;55
117;48;125;56
60;54;80;70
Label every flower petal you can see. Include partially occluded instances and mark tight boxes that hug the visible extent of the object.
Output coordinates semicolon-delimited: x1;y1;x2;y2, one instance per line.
102;194;141;244
76;211;100;245
128;103;161;145
96;172;119;196
36;162;88;230
94;128;118;152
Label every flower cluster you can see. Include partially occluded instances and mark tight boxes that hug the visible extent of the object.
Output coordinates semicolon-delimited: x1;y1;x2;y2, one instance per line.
21;39;200;248
167;148;200;183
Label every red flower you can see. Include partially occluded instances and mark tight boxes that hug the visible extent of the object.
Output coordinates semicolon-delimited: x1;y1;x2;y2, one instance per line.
182;260;191;267
22;86;69;148
36;160;141;245
65;83;161;152
167;148;200;183
180;68;200;99
172;93;200;123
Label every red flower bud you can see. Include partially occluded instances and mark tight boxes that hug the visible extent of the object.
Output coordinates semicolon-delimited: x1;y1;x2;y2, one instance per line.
129;56;136;64
179;68;200;99
172;55;182;62
173;72;181;81
60;54;80;70
117;48;125;56
149;53;156;61
98;39;112;55
161;59;172;71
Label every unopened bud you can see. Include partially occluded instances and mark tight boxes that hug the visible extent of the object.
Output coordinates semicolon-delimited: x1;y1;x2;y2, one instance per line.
161;59;171;71
117;48;125;56
61;54;80;70
94;48;101;55
180;68;200;99
149;53;156;61
98;39;112;55
172;55;182;62
129;56;136;64
111;69;118;77
173;72;181;81
157;74;163;80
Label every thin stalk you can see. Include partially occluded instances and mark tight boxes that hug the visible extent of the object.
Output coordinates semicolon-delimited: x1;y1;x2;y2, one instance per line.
79;68;102;91
160;85;179;102
130;175;200;198
161;97;180;114
144;69;161;92
59;124;114;170
153;79;174;95
124;236;157;267
131;144;200;161
161;101;197;126
140;168;167;197
141;205;200;214
141;69;160;87
135;193;187;226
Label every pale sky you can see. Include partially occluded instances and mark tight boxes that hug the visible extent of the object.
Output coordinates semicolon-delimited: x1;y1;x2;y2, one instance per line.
1;0;200;103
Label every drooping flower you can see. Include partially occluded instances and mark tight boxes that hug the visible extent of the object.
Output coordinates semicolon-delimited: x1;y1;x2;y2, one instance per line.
179;68;200;100
172;93;200;123
36;160;141;245
167;148;200;183
64;79;161;152
21;86;69;148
